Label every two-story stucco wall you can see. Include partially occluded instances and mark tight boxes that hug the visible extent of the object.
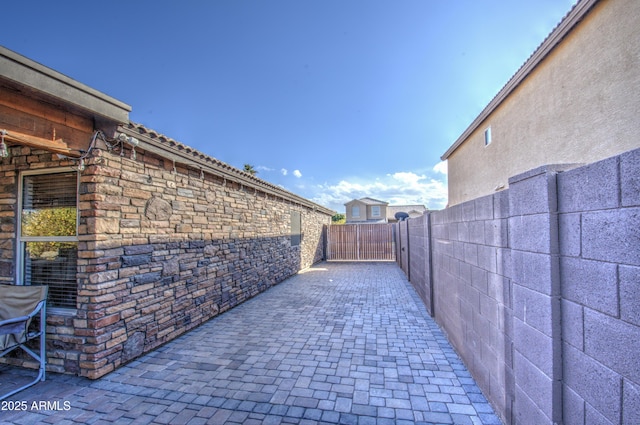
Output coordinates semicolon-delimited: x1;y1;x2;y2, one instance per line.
369;203;387;221
446;0;640;205
345;199;368;222
345;199;388;223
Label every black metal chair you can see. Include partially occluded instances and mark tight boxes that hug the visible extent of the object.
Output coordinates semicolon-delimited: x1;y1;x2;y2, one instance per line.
0;284;48;400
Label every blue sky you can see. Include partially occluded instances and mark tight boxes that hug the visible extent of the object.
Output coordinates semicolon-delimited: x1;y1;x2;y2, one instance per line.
2;0;575;212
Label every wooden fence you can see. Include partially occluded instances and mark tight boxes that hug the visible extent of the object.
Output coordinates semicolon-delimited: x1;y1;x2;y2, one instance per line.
326;223;396;261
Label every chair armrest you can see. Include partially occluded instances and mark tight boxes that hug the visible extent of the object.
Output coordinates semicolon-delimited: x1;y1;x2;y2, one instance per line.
0;315;29;335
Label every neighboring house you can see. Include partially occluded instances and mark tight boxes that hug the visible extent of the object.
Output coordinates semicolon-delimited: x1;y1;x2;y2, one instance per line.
344;197;388;223
344;198;426;223
386;205;427;223
0;46;333;379
441;0;640;205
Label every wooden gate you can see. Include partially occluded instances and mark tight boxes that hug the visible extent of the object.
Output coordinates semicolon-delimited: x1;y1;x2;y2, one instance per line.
326;223;396;261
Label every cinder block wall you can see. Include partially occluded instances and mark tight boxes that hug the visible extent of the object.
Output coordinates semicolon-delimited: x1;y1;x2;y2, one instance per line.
399;147;640;425
407;214;432;315
507;165;566;425
429;190;513;422
557;150;640;425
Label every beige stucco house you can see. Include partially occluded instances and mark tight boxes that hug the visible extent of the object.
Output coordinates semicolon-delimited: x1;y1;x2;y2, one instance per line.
441;0;640;205
387;205;427;223
344;197;388;223
344;198;427;223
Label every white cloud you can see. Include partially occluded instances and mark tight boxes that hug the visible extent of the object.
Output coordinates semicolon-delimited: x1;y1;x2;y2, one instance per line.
433;161;448;175
256;165;274;172
293;170;302;178
311;168;448;212
281;168;288;176
388;171;426;185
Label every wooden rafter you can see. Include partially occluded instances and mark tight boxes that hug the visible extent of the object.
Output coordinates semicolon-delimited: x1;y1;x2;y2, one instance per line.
1;129;80;157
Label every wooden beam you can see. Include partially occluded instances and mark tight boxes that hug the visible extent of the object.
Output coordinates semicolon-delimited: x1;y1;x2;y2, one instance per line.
2;129;80;157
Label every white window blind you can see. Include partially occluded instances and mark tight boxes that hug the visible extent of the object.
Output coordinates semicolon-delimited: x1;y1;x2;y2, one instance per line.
20;171;78;309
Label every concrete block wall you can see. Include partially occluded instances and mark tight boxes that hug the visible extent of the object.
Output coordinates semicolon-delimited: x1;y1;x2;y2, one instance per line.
397;214;433;314
397;218;409;274
557;150;640;425
407;213;433;315
399;146;640;424
507;166;567;425
431;194;513;422
405;191;514;422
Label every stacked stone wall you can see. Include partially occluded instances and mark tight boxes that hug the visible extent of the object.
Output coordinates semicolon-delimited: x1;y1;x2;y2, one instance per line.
77;145;330;378
0;142;331;378
0;147;85;373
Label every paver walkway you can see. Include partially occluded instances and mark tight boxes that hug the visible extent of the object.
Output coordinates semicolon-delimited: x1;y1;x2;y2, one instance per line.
1;262;502;425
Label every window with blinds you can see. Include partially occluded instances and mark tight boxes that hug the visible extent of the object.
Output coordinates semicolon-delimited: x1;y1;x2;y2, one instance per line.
19;171;78;310
290;211;301;247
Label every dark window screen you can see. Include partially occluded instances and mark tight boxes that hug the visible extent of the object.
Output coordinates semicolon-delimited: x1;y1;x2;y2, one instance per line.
291;211;301;246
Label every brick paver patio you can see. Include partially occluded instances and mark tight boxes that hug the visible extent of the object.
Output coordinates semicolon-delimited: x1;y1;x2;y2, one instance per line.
1;262;502;425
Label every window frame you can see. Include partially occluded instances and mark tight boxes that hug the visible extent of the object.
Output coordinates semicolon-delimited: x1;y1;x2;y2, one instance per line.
290;210;302;247
352;206;360;218
371;206;381;218
16;167;79;313
484;126;492;147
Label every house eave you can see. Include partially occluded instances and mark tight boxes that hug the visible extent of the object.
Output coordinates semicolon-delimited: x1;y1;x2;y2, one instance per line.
0;46;131;126
440;0;599;161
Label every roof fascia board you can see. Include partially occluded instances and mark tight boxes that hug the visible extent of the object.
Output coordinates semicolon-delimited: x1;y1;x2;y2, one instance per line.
360;198;388;205
0;46;131;124
441;0;599;160
2;129;79;157
118;126;334;216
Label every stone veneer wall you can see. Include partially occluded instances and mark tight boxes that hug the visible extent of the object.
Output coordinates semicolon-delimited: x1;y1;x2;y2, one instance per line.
0;147;84;374
397;147;640;425
0;142;331;378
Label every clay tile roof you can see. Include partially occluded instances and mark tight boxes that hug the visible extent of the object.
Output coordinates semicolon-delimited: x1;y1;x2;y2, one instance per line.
120;122;334;215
